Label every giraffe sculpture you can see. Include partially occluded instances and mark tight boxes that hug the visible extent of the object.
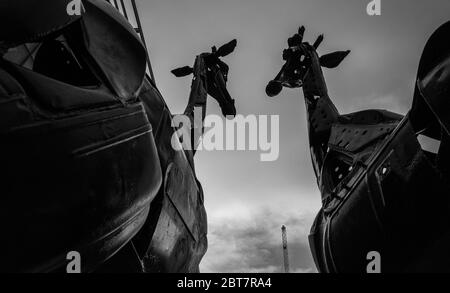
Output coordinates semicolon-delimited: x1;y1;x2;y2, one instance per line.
100;40;238;273
0;0;238;272
267;24;450;273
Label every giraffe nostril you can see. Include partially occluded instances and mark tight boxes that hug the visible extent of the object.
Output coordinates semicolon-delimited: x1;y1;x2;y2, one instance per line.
266;80;283;97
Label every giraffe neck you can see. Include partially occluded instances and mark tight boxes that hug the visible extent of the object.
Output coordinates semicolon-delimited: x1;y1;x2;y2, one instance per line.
181;54;214;155
302;52;329;100
300;52;340;195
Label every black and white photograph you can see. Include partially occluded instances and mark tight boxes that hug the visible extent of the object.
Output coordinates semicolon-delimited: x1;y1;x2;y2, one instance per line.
1;0;450;282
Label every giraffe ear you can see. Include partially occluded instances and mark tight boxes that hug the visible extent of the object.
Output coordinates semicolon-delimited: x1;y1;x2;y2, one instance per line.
216;39;237;57
319;50;350;68
171;66;194;77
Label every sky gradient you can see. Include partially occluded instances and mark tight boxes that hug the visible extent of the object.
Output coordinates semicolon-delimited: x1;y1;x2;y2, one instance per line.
137;0;450;272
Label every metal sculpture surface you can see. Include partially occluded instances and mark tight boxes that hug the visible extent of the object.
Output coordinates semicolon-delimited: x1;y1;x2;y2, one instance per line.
266;24;450;273
126;39;237;273
0;0;237;273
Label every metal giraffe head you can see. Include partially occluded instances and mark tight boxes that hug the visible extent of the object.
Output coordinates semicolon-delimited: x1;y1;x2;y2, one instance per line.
266;26;350;97
172;39;237;117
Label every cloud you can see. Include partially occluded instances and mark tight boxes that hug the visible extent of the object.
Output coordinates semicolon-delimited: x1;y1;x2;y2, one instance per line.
200;207;318;273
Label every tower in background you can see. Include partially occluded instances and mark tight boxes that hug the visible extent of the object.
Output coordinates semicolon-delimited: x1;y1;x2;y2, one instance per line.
281;225;290;273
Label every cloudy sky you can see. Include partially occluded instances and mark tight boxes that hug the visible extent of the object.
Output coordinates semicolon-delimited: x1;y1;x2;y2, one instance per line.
135;0;450;272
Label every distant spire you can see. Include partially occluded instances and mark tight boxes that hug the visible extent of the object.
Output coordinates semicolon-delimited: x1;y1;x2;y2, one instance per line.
281;225;290;273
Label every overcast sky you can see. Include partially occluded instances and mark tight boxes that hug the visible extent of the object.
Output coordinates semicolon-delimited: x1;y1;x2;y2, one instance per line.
137;0;450;272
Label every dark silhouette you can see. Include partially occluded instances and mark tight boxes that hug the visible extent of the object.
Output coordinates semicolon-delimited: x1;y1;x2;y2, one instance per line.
171;40;237;152
0;0;237;273
267;24;450;272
